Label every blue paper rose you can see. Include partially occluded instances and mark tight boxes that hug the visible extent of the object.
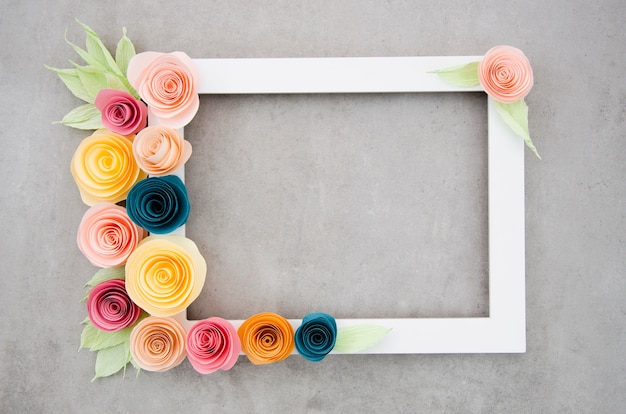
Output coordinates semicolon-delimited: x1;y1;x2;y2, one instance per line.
295;312;337;362
126;175;190;234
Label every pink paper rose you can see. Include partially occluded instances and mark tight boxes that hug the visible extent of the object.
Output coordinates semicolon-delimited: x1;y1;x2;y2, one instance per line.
77;203;146;268
186;318;241;374
133;125;192;176
94;89;148;135
478;45;533;103
87;278;142;332
127;52;200;129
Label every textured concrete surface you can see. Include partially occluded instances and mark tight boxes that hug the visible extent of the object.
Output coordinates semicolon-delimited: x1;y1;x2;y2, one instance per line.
1;1;624;412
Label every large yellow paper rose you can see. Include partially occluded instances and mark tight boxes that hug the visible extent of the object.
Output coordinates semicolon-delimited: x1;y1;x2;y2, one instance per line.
125;235;206;317
70;129;147;206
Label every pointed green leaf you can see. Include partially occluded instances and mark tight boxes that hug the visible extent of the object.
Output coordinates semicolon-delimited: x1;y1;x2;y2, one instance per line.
115;27;136;76
494;99;541;159
79;319;135;352
45;66;92;103
85;267;125;289
93;343;129;380
430;62;480;87
54;103;103;130
75;19;123;77
73;64;108;102
129;357;141;377
105;73;128;92
333;325;391;353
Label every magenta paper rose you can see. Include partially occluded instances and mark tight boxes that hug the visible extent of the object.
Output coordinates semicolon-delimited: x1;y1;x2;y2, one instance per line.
127;52;200;129
87;278;142;332
94;89;148;135
186;318;241;374
478;45;533;103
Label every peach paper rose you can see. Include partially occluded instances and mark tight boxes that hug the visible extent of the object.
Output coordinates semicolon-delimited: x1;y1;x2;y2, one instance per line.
129;316;187;372
127;52;200;129
238;312;294;365
71;129;147;206
125;235;206;317
77;203;145;267
133;126;192;176
478;45;533;103
94;89;148;136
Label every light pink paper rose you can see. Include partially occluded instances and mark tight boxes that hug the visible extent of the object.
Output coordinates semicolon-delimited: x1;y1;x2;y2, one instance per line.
77;203;146;268
186;318;241;374
478;45;533;103
94;89;148;136
87;278;142;332
133;125;192;176
127;52;200;129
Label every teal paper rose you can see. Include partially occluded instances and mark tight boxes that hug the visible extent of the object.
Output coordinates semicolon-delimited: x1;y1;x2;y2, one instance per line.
295;312;337;362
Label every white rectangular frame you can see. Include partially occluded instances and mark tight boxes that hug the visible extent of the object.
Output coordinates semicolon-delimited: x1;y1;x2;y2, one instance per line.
175;56;525;354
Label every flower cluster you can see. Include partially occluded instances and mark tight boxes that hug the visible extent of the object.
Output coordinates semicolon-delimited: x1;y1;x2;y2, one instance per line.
52;22;389;379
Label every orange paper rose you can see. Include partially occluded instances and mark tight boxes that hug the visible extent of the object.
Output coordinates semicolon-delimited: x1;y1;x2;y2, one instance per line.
127;52;200;129
71;129;147;206
238;312;295;365
129;316;187;372
77;203;145;267
125;235;206;317
132;125;192;176
478;45;533;103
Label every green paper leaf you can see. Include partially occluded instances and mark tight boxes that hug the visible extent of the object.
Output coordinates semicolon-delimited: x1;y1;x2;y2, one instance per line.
85;267;125;289
333;325;391;353
73;64;108;102
115;27;136;77
494;99;541;159
44;66;92;103
55;103;103;130
75;20;123;77
430;62;480;87
93;343;129;380
129;356;142;378
79;320;134;352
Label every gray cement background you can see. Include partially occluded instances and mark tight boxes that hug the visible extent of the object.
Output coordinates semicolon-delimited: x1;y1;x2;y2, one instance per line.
1;1;624;412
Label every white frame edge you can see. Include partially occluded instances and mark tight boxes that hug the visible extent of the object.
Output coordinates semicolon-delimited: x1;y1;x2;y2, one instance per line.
167;56;525;354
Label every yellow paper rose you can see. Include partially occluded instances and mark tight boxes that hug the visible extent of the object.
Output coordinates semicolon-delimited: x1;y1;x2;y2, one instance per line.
70;129;147;206
125;235;206;317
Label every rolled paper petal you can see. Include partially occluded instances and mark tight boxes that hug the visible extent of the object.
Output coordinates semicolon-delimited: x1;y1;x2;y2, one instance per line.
71;129;147;206
77;203;146;267
238;312;294;365
478;45;533;103
294;312;337;362
127;51;200;129
186;318;241;374
129;316;187;372
126;175;190;234
133;126;192;176
87;278;142;332
125;235;206;316
94;89;148;136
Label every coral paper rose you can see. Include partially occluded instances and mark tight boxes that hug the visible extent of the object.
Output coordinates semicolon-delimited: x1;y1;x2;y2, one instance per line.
129;316;187;372
478;45;533;103
127;52;200;129
77;203;145;267
125;235;206;317
87;278;142;332
186;318;241;374
94;89;148;136
71;129;147;206
133;126;192;176
295;312;337;362
126;175;190;234
238;312;294;365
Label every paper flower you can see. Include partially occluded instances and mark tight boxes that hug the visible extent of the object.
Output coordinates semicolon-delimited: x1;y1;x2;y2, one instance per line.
71;129;147;205
294;312;337;362
126;175;190;234
238;312;294;365
127;52;200;129
186;318;241;374
125;235;206;316
129;316;187;372
132;126;192;176
478;45;533;104
76;203;145;267
87;278;142;332
94;89;148;136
